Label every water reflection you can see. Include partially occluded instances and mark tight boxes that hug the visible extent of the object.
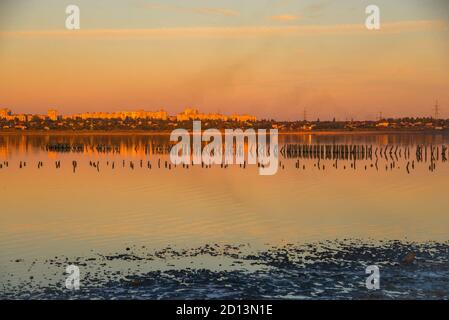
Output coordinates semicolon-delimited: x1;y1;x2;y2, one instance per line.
1;133;449;299
0;133;448;174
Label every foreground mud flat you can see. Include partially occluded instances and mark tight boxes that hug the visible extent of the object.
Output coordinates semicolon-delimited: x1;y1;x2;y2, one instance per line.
2;240;449;300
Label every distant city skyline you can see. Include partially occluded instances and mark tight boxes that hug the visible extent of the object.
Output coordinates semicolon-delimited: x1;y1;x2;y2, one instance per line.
0;0;449;120
0;102;446;122
0;107;257;122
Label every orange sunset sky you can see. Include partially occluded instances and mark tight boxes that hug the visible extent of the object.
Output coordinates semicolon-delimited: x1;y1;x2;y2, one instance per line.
0;0;449;120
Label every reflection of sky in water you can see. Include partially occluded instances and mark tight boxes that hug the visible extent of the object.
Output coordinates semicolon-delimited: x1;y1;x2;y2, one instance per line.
1;133;449;298
1;133;448;261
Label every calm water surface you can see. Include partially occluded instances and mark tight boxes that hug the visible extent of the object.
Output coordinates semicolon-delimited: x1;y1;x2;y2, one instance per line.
1;132;448;299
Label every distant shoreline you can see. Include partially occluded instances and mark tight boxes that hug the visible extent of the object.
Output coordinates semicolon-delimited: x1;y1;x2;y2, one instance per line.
0;129;448;135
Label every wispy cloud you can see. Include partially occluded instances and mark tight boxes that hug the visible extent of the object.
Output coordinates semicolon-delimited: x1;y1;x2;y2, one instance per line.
303;1;332;18
143;3;239;17
1;21;446;39
268;14;300;22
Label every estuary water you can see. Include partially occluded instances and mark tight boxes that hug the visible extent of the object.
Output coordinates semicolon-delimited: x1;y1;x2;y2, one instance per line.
1;132;448;299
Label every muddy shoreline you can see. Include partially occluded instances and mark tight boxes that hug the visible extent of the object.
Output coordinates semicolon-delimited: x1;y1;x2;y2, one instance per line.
2;240;448;300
